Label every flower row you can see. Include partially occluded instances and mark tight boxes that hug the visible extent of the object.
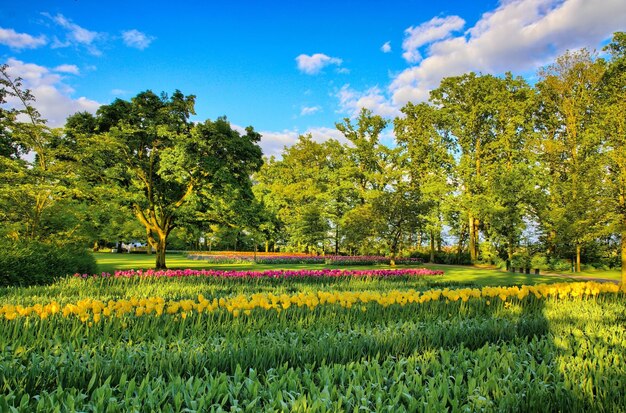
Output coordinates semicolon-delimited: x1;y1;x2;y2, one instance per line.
74;268;442;279
187;253;423;265
189;251;310;257
1;281;620;322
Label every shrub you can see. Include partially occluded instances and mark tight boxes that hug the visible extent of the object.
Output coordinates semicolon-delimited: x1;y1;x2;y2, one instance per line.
0;242;96;287
409;250;472;265
547;258;572;272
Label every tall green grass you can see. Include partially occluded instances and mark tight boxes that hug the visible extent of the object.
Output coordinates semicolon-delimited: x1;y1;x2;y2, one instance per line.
1;289;624;411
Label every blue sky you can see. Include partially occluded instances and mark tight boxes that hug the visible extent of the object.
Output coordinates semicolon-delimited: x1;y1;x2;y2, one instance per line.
1;0;625;156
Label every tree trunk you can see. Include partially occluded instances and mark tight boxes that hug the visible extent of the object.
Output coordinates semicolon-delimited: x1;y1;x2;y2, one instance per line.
457;222;467;259
575;244;581;273
93;240;100;252
469;214;477;262
621;220;626;286
390;238;398;266
335;225;339;255
429;230;435;263
156;234;167;269
265;240;269;253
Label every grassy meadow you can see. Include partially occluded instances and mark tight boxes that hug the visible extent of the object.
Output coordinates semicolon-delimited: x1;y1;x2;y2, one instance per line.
0;252;624;411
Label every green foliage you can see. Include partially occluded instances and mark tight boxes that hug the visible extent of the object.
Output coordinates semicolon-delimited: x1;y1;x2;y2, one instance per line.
67;91;263;269
0;242;96;286
0;276;624;411
409;250;472;265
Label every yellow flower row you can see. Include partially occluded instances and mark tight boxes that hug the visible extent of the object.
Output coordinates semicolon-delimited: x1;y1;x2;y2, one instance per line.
0;281;621;322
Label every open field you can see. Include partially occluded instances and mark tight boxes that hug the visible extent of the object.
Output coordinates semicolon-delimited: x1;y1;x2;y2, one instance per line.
94;252;620;286
0;253;623;411
1;271;624;411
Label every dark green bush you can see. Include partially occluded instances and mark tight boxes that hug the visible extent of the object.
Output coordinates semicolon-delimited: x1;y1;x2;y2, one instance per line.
0;242;96;287
409;250;472;265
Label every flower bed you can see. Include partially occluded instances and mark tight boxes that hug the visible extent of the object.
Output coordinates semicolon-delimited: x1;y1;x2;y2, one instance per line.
74;267;443;279
187;252;423;265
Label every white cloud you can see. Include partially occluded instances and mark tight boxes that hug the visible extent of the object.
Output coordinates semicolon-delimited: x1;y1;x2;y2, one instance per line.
300;106;321;116
381;41;392;53
231;124;348;158
401;16;465;63
4;58;101;127
390;0;626;107
0;27;47;49
44;13;102;56
122;29;155;50
337;84;400;118
53;64;80;75
111;88;130;96
296;53;343;75
336;0;626;118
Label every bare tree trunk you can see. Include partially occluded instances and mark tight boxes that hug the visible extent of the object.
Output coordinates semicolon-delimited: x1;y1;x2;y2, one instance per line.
156;234;167;269
507;242;514;272
436;231;442;253
620;197;626;286
469;214;477;262
619;193;626;291
575;244;581;273
429;229;435;263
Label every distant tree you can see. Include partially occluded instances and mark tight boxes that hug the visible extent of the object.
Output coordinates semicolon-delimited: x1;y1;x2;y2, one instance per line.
535;49;607;272
395;102;453;262
0;64;85;244
68;91;263;268
481;73;536;268
431;73;503;262
335;108;390;202
599;32;626;284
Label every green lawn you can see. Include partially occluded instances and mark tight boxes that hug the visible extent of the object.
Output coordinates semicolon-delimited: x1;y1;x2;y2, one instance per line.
94;252;620;286
543;267;622;282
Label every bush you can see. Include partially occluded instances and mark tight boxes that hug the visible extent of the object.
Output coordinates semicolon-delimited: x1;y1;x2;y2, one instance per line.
409;250;472;265
546;257;572;272
0;242;96;287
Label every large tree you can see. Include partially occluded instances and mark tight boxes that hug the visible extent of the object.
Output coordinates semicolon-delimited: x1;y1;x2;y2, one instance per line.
431;73;502;262
395;102;453;262
69;90;263;268
0;64;86;244
599;32;626;284
535;49;607;272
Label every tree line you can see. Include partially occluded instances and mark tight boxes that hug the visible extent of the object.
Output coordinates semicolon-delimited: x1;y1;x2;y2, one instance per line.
0;33;624;282
255;33;625;282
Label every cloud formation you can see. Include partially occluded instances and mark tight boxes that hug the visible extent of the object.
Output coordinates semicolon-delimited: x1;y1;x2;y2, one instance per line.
122;29;155;50
4;58;101;127
337;85;400;118
231;124;347;158
296;53;343;75
336;0;626;118
402;16;465;63
300;106;321;116
391;0;626;106
0;27;47;49
381;41;392;53
44;13;102;56
53;64;80;75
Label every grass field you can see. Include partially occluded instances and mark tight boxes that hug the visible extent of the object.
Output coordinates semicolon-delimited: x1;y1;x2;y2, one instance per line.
1;252;623;411
94;252;620;286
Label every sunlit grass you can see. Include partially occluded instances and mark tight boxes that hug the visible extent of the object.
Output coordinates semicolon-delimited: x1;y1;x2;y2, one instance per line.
93;252;589;287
